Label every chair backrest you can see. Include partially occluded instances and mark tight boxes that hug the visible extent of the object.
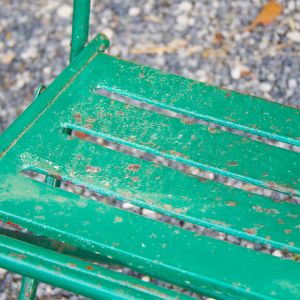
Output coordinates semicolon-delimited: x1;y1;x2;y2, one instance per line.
70;0;91;62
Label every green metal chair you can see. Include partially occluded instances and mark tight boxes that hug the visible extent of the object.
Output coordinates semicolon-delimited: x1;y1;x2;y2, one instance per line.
1;1;300;299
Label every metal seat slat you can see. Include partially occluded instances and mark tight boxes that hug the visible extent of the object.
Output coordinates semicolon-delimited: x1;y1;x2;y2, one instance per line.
3;122;300;254
88;53;300;147
1;174;300;299
61;92;300;196
0;234;191;300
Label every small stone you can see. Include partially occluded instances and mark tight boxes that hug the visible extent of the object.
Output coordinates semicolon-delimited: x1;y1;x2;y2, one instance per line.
272;250;283;257
142;208;157;218
287;31;300;43
103;28;114;40
129;7;141;17
122;202;135;209
21;47;38;60
57;5;73;19
177;15;190;27
260;82;272;92
178;1;193;12
231;64;250;80
0;268;7;279
142;276;150;282
288;78;297;89
1;51;15;64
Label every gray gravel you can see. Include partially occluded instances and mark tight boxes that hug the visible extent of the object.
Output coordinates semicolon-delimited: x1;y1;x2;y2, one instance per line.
1;0;300;299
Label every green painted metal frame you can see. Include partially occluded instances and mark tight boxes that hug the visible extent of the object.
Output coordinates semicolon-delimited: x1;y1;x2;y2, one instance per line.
1;0;300;299
70;0;91;62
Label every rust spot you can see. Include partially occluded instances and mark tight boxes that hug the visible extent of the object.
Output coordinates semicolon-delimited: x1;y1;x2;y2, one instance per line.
208;127;217;134
86;117;95;123
227;161;238;167
163;204;172;210
131;176;140;182
225;92;231;98
181;118;194;125
86;166;100;173
86;265;94;270
6;221;21;229
114;216;123;223
225;201;237;207
51;173;63;181
285;229;292;234
74;131;88;139
265;235;271;240
252;205;279;215
243;228;257;235
277;219;284;224
198;177;208;182
168;150;188;158
139;71;145;78
67;263;77;268
74;113;82;122
128;164;140;171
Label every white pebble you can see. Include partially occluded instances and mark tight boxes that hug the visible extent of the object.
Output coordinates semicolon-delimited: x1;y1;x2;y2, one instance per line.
57;5;73;19
288;78;297;89
129;7;141;17
231;64;250;80
1;51;15;64
287;31;300;43
178;1;193;12
103;28;114;40
260;82;272;92
177;15;190;27
21;47;38;60
272;250;283;257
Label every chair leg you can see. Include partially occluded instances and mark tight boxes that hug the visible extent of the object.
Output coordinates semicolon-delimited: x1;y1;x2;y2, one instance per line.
19;277;38;300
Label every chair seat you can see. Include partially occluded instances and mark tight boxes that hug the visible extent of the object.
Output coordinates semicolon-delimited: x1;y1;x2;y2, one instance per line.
1;34;300;299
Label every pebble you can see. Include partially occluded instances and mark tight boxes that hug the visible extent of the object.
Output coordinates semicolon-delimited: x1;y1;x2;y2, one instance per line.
21;47;39;60
259;82;272;93
287;31;300;42
178;1;193;12
128;7;141;17
57;4;73;19
272;250;283;257
1;51;15;64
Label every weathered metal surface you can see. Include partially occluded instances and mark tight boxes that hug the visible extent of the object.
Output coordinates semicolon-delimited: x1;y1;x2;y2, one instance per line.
19;277;38;300
8;127;300;253
64;93;300;196
1;33;300;299
70;0;91;62
91;54;300;147
0;234;189;300
1;175;300;299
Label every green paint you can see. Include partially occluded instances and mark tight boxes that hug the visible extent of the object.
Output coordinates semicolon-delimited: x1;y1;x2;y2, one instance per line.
0;2;300;299
70;0;91;62
19;277;38;300
0;234;189;300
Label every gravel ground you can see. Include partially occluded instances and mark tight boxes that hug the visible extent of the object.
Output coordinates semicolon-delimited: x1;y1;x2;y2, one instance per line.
1;0;300;299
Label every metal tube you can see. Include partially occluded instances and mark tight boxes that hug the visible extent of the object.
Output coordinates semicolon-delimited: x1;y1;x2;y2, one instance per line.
70;0;91;62
19;277;38;300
